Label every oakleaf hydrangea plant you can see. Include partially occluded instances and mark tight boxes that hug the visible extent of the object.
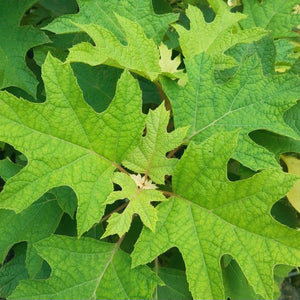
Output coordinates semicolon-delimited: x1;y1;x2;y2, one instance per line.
0;0;300;299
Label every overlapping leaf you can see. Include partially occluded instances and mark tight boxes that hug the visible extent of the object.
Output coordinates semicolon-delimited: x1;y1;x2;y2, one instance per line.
123;103;188;184
241;0;300;38
0;54;145;236
161;53;300;170
10;235;160;299
0;0;49;96
44;0;178;44
132;131;300;299
0;244;29;299
0;158;65;278
102;172;166;238
67;15;161;81
0;194;62;277
173;0;267;68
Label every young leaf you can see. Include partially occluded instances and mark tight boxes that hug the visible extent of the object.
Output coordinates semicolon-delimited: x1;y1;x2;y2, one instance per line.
102;172;166;238
0;0;49;96
10;235;161;299
173;1;267;68
159;44;185;80
67;15;161;81
123;103;188;184
161;53;300;170
0;54;145;236
241;0;300;38
132;131;300;299
44;0;178;44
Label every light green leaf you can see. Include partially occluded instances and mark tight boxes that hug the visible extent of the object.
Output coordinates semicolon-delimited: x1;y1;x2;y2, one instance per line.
241;0;300;38
103;172;167;238
159;44;185;81
67;15;161;81
10;235;161;299
161;53;300;170
0;0;49;96
173;1;267;68
132;131;300;299
44;0;178;44
0;54;145;236
123;103;188;184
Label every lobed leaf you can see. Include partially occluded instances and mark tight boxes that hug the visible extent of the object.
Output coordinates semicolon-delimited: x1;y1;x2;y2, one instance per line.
161;52;300;170
9;235;161;299
44;0;178;44
0;54;145;236
67;15;161;81
173;1;267;68
123;103;188;184
241;0;300;38
0;0;49;96
102;172;167;238
132;131;300;299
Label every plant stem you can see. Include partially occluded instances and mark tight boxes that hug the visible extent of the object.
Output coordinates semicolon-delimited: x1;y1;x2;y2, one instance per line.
100;202;128;223
155;257;159;300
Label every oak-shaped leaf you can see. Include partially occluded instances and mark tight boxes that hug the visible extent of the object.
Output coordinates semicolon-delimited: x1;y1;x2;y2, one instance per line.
9;235;161;299
67;15;161;81
161;53;300;170
132;131;300;299
0;0;49;96
241;0;300;38
44;0;178;44
123;103;188;184
102;172;167;238
0;54;145;236
173;0;267;68
0;158;67;278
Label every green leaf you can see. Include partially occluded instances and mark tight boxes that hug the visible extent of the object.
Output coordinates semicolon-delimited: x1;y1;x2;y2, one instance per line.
0;158;22;182
250;130;300;159
155;267;192;300
72;64;122;112
67;15;161;81
0;244;29;298
0;54;145;236
173;1;267;68
10;235;161;299
132;131;300;299
49;186;77;218
215;35;276;82
103;172;167;238
0;0;49;96
44;0;178;44
0;193;62;277
161;53;300;170
123;103;188;184
241;0;300;38
223;258;262;300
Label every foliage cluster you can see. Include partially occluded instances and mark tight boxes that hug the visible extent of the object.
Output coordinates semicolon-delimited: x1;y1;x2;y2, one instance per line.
0;0;300;299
